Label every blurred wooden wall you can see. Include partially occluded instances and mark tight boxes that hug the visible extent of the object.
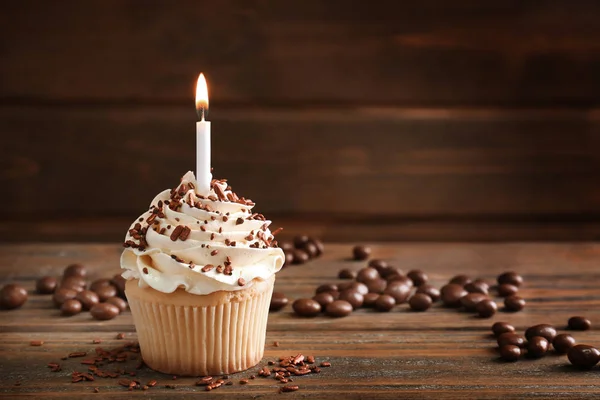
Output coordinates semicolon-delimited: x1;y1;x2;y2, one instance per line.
1;0;600;242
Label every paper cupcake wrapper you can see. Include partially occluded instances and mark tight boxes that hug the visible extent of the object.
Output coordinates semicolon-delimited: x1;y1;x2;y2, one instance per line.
126;277;274;376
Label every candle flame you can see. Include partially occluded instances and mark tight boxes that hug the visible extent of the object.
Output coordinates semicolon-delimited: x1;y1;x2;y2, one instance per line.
195;73;209;120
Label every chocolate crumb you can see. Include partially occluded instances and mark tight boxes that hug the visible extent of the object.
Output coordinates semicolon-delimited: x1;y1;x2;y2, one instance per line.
142;267;149;274
223;216;229;222
280;385;299;393
93;387;99;393
201;264;214;272
69;352;87;358
238;278;246;286
30;340;44;346
211;250;219;256
116;333;125;340
240;378;249;384
274;341;280;347
147;379;157;387
320;362;331;367
236;217;244;225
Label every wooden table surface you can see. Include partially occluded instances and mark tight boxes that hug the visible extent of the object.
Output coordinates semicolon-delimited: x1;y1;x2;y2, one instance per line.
1;242;600;399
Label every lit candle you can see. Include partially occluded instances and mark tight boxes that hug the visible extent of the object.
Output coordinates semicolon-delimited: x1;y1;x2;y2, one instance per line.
195;73;211;194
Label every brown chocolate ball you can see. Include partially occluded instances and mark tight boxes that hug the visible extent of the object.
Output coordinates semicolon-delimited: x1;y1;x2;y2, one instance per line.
36;276;58;294
75;290;100;311
338;290;364;309
270;292;289;311
0;284;28;310
61;299;82;316
352;245;371;261
374;294;396;312
409;293;432;312
292;298;321;317
90;303;120;321
325;300;353;318
63;263;87;278
105;296;128;313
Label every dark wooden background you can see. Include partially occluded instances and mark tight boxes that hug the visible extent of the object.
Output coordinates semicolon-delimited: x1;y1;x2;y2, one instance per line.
2;0;600;242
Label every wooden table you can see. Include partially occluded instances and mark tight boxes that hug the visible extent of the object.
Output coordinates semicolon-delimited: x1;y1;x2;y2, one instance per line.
1;243;600;399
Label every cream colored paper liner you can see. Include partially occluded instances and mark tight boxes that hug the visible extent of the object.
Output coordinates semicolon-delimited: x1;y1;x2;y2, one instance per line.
126;275;274;376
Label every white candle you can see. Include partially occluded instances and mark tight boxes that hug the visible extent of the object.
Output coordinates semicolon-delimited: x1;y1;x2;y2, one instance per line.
195;73;212;194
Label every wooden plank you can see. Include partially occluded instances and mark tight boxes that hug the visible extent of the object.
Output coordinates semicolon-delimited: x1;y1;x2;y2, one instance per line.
1;243;600;398
2;106;600;221
1;1;600;105
2;216;600;243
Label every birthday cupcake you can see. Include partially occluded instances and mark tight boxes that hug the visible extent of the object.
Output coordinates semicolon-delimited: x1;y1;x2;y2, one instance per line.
121;171;285;376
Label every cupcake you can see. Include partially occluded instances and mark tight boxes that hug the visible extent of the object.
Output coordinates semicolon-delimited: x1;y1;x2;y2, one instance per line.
121;171;285;376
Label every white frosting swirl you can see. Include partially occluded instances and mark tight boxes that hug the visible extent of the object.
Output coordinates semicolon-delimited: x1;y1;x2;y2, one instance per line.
120;171;285;295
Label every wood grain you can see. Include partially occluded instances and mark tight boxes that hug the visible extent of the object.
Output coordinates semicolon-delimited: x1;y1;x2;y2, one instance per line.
2;106;600;219
1;1;600;106
1;243;600;398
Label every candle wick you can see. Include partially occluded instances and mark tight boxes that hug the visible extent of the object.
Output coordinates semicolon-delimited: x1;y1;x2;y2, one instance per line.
196;105;208;121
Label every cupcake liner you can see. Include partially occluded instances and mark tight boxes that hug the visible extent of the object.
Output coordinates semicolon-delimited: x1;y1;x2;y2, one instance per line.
126;276;274;376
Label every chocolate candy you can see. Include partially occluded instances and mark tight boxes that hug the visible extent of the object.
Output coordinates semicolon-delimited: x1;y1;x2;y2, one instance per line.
309;239;324;256
492;322;515;337
374;294;396;312
292;299;321;317
459;293;487;312
315;284;338;294
111;274;126;297
270;292;289;311
60;276;86;292
303;242;319;258
464;280;489;295
497;284;518;297
292;250;310;265
497;271;523;287
0;284;28;310
448;275;471;286
53;287;78;307
383;281;411;304
90;303;120;321
362;293;380;308
64;263;87;278
89;279;112;293
409;293;432;312
279;241;294;252
553;333;576;354
75;290;100;311
380;266;403;279
407;270;428;287
386;274;413;288
365;278;387;294
36;276;58;294
352;245;371;261
527;336;549;358
338;269;357;280
326;300;353;318
416;285;441;302
504;295;525;312
500;345;521;362
497;332;526;348
568;316;591;331
94;285;118;302
284;251;294;266
475;299;497;318
349;282;369;296
567;345;600;369
61;299;82;316
440;284;467;308
356;267;379;283
339;290;364;309
368;259;388;274
105;297;128;313
293;235;310;249
525;324;557;342
312;292;335;308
